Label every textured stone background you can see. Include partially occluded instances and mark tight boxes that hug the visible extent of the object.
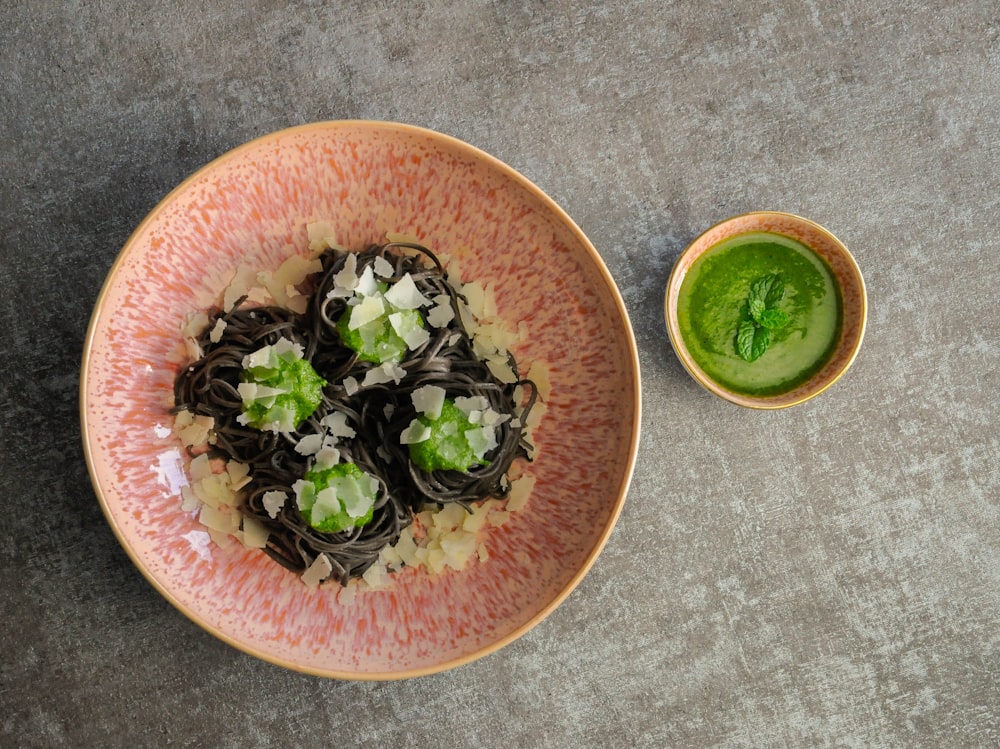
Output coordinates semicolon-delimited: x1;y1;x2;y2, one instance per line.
2;2;997;747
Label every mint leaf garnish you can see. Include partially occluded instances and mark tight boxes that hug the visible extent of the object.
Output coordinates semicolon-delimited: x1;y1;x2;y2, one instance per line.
737;320;770;362
764;275;785;308
757;308;790;330
735;274;789;361
748;274;783;313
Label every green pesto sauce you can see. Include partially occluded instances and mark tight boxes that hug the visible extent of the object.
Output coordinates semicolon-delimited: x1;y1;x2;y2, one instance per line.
677;232;842;397
409;399;489;473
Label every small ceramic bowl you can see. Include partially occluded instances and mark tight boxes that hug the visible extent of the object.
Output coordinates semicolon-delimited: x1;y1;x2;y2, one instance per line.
664;211;866;409
81;121;641;678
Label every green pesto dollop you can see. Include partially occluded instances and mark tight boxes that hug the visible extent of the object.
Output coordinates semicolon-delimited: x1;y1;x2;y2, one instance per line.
238;338;326;432
335;281;426;364
408;398;491;473
676;232;842;397
294;462;378;533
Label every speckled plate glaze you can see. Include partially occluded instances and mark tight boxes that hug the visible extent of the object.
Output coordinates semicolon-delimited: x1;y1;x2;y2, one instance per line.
80;121;641;679
665;211;866;409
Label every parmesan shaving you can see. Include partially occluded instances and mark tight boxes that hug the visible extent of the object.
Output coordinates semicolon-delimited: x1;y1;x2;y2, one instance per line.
427;301;455;328
175;411;215;448
332;253;359;294
454;395;489;415
486;356;517;384
444;255;463;287
320;411;357;439
356;265;378;298
199;504;238;534
183;336;203;362
209;318;227;343
372;255;394;278
180;311;209;339
338;582;357;605
241;516;269;549
403;327;430;349
384;273;431;310
207;528;235;550
458;302;477;334
385;231;423;245
222;265;261;311
361;365;393;387
262;490;287;519
348;294;385;330
313;446;341;469
461;281;487;318
188;453;213;481
506;473;536;512
294;433;324;456
527;360;552;402
226;460;251;492
257;254;322;311
301;554;333;588
489;511;511;527
306;221;339;253
400;419;432;444
361;561;391;589
180;486;200;512
411;385;446;419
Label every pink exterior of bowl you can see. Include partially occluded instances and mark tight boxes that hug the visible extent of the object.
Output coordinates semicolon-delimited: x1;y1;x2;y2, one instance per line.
664;212;867;409
80;121;641;679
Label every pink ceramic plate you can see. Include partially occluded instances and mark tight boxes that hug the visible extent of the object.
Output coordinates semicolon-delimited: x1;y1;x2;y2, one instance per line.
80;121;641;679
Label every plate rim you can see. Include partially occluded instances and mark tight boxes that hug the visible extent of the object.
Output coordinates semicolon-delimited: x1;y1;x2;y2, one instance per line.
79;120;643;679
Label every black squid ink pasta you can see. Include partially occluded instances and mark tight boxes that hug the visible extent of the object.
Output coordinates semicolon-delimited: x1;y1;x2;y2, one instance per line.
174;243;538;586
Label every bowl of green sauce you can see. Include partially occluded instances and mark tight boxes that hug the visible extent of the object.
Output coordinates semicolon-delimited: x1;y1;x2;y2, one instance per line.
665;211;866;408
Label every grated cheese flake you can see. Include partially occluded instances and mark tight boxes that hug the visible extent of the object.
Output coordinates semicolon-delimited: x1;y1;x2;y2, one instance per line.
411;384;446;419
486;356;517;384
527;360;552;402
385;273;431;310
209;318;227;343
461;281;487;318
199;504;238;534
489;510;511;527
356;265;379;298
348;294;385;330
188;453;213;481
181;311;210;340
506;473;536;512
241;516;269;549
176;412;215;448
427;300;455;328
301;554;333;588
320;411;357;439
225;460;251;492
294;433;324;456
400;419;432;444
332;252;359;292
373;255;394;278
306;221;339;252
262;490;287;519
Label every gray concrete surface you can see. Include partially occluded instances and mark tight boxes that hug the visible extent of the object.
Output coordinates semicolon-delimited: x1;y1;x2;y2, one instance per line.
2;2;997;747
